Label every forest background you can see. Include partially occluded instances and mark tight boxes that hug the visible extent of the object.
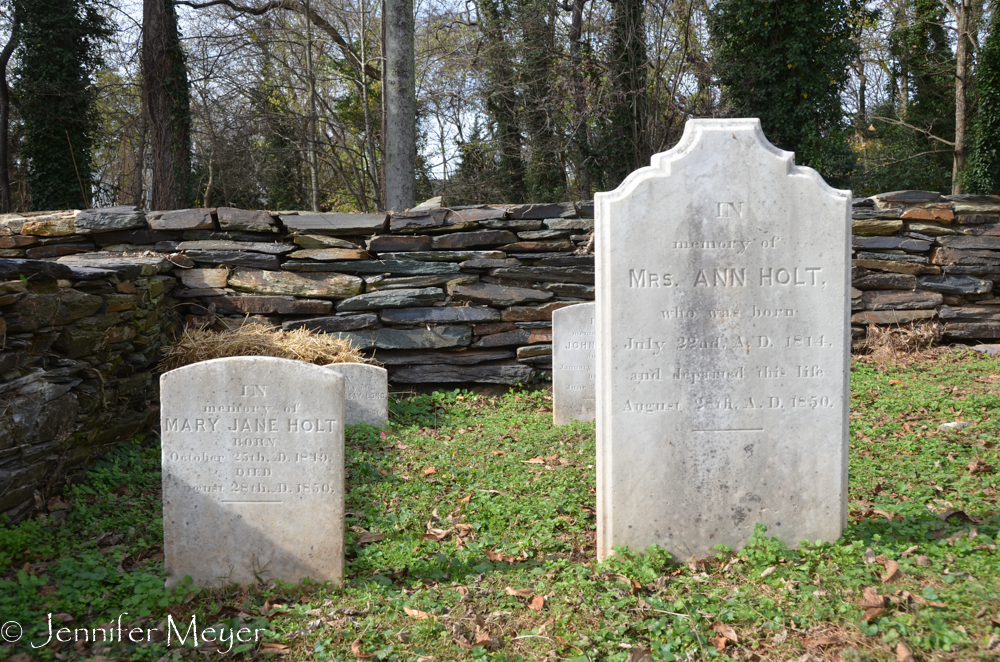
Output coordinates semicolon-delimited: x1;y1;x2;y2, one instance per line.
1;0;999;214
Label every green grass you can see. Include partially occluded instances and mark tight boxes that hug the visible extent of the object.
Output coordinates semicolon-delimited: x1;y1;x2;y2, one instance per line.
1;349;998;661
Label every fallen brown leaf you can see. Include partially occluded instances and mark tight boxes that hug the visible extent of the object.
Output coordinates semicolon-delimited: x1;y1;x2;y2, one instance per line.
423;466;437;476
881;559;901;583
805;635;841;647
505;587;532;597
485;549;515;563
710;636;729;652
459;494;472;504
626;646;653;662
351;639;374;659
901;545;919;558
863;607;885;621
358;531;384;544
528;595;545;611
896;642;915;662
403;606;434;620
858;586;885;609
523;457;544;464
260;642;290;654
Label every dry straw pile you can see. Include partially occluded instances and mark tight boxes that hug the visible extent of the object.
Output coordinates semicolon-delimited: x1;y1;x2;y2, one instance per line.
859;321;942;365
159;322;369;372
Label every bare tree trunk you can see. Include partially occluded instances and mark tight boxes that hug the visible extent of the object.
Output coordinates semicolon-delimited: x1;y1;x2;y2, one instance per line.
855;56;867;129
0;13;19;214
142;0;191;210
303;0;320;210
566;0;589;200
384;0;415;211
953;0;972;193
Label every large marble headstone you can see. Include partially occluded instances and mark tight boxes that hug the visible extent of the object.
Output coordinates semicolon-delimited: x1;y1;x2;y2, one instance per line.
552;303;595;425
595;119;850;561
327;363;389;427
161;357;345;587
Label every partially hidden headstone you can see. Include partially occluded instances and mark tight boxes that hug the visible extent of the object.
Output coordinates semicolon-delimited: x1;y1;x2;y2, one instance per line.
327;363;389;428
552;303;596;425
161;357;345;587
595;119;850;561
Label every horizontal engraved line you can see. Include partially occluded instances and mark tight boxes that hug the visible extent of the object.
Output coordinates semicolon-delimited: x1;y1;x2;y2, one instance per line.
691;428;764;433
220;500;284;504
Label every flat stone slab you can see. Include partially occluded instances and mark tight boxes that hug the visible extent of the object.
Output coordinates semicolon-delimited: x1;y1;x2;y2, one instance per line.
229;267;362;299
390;361;532;384
160;357;345;587
281;313;379;332
148;209;214;231
595;119;850;561
177;240;294;254
214;296;333;315
379;306;500;324
184;251;282;270
282;260;460;275
861;289;942;310
336;287;444;311
552;303;595;425
449;283;553;306
217;207;277;232
75;206;146;233
327;363;388;427
281;212;387;235
336;326;471;350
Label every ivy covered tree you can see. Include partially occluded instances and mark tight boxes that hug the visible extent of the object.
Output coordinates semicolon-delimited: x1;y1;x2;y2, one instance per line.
966;5;1000;194
13;0;108;210
707;0;862;184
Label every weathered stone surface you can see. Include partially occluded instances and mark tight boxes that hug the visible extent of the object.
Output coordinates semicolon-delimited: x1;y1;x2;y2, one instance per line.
552;303;594;425
965;223;1000;236
57;254;173;277
459;258;521;269
918;275;993;295
20;215;79;236
576;200;594;218
177;240;294;254
24;244;92;258
906;221;956;236
335;326;471;350
478;219;544;231
366;235;431;252
545;218;593;231
175;287;228;298
939;305;1000;320
177;268;229;289
501;301;574;321
946;195;1000;214
337;287;444;311
379;306;499;324
287;248;370;261
500;240;575;252
516;343;551;359
930;247;1000;266
509;203;574;219
852;219;903;236
431;230;517;249
216;207;276;232
937;235;1000;250
942;265;1000;276
862;289;942;310
0;248;25;256
390;362;533;384
942;322;1000;338
471;328;551;347
184;251;282;270
281;313;379;332
540;282;595;297
375;349;513;365
956;214;1000;225
161;357;345;587
445;207;507;222
853;258;941;275
293;234;359;249
184;230;279;242
214;296;331;315
852;271;917;290
327;363;388;427
450;283;553;306
380;250;505;262
517;229;569;240
229;268;362;299
474;322;517;335
148;209;214;231
850;310;937;324
855;251;928;264
851;207;904;220
595;119;850;561
282;212;387;235
901;208;954;222
488;266;594;284
75;206;146;233
92;228;182;246
875;190;941;205
369;274;476;292
852;236;930;251
0;234;38;248
282;260;460;276
534;255;594;267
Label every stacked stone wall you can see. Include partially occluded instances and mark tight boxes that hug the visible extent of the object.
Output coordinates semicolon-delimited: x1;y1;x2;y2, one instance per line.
0;255;177;522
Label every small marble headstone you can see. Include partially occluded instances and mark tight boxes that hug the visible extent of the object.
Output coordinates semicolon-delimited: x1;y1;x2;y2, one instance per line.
327;363;389;427
552;303;595;425
595;119;850;561
161;357;345;587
